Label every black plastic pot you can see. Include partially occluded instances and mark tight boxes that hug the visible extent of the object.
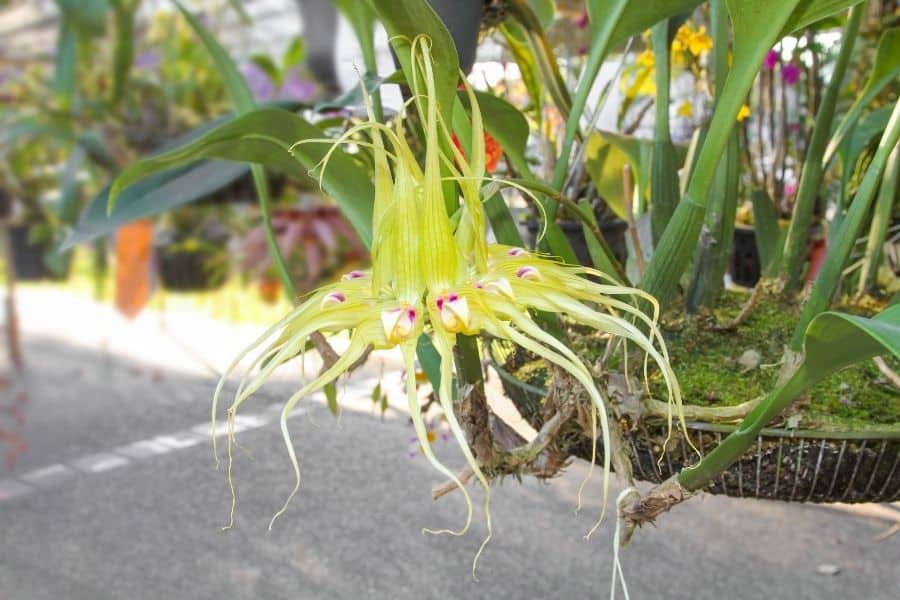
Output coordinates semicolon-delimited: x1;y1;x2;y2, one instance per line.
155;224;230;292
9;224;56;281
526;218;629;267
0;188;11;220
156;244;227;292
730;225;761;287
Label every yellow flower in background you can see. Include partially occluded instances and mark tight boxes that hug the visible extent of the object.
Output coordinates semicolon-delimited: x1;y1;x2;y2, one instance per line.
677;100;694;118
686;25;713;56
636;49;655;68
672;22;713;58
737;104;751;122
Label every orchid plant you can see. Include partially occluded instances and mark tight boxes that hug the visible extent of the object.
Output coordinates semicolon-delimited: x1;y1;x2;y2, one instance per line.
212;38;682;563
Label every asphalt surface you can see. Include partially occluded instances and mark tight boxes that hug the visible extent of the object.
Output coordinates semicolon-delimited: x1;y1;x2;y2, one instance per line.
1;289;898;599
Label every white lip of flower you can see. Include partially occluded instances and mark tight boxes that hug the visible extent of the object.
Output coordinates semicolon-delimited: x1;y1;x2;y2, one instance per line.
515;265;542;281
381;306;417;344
435;292;470;333
476;277;515;299
320;291;346;308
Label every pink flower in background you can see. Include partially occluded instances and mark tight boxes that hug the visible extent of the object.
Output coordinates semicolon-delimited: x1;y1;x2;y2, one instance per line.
242;62;275;101
784;182;797;197
575;10;589;29
782;63;800;85
763;50;779;70
278;69;317;103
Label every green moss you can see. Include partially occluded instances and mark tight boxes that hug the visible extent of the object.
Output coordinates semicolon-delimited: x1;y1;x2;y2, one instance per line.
509;291;899;432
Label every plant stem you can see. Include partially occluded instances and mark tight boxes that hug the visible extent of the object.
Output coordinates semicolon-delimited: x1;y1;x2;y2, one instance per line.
780;5;864;290
547;0;628;212
790;99;900;351
649;20;680;245
640;1;801;307
856;144;899;297
252;166;298;302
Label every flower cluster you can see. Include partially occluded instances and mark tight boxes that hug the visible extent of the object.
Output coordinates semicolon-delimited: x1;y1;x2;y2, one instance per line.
214;37;681;562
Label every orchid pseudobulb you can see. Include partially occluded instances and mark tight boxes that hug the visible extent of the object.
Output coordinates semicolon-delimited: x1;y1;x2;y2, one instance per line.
213;37;683;565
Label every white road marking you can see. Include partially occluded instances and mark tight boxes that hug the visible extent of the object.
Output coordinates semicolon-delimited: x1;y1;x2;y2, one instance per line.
154;431;205;450
115;439;173;459
19;464;75;488
0;479;34;501
71;453;131;474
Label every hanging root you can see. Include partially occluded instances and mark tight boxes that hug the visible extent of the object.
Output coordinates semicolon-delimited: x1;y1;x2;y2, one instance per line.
618;476;694;546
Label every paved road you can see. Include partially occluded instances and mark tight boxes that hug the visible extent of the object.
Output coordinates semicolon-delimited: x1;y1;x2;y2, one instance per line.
1;290;898;599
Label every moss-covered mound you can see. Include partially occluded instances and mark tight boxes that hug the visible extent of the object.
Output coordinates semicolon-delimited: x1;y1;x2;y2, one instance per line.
504;291;899;432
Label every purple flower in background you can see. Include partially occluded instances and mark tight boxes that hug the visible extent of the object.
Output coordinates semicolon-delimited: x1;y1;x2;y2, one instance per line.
135;50;161;71
242;62;275;101
575;10;589;29
782;63;800;85
763;50;779;70
278;69;317;102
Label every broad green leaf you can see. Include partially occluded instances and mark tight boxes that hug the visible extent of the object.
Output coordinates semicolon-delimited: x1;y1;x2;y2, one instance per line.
604;0;703;48
824;28;900;165
527;0;555;29
750;190;785;277
108;108;375;247
370;0;459;126
782;0;864;34
54;0;110;35
584;131;654;220
64;161;248;248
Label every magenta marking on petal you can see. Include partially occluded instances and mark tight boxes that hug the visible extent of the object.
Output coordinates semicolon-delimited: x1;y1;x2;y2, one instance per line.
436;297;444;310
343;270;365;280
407;309;417;322
448;293;458;302
507;247;526;257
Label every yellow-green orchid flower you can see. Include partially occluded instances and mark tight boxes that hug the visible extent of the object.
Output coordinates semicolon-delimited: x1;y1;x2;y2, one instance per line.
213;36;682;567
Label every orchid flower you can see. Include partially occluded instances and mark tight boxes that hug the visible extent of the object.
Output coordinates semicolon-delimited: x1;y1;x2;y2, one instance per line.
213;37;683;565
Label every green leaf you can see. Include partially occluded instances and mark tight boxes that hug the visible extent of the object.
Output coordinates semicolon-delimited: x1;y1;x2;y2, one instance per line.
251;54;282;86
782;0;865;34
824;28;900;166
64;161;249;248
52;20;78;110
505;0;572;119
641;0;806;306
527;0;555;29
324;382;339;416
499;22;544;120
584;131;650;220
604;0;703;48
173;0;255;113
107;108;375;247
109;0;137;106
370;0;459;126
750;190;785;277
282;36;306;70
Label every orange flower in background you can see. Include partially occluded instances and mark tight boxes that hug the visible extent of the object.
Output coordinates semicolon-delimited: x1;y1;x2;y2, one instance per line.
451;131;502;173
115;219;154;319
